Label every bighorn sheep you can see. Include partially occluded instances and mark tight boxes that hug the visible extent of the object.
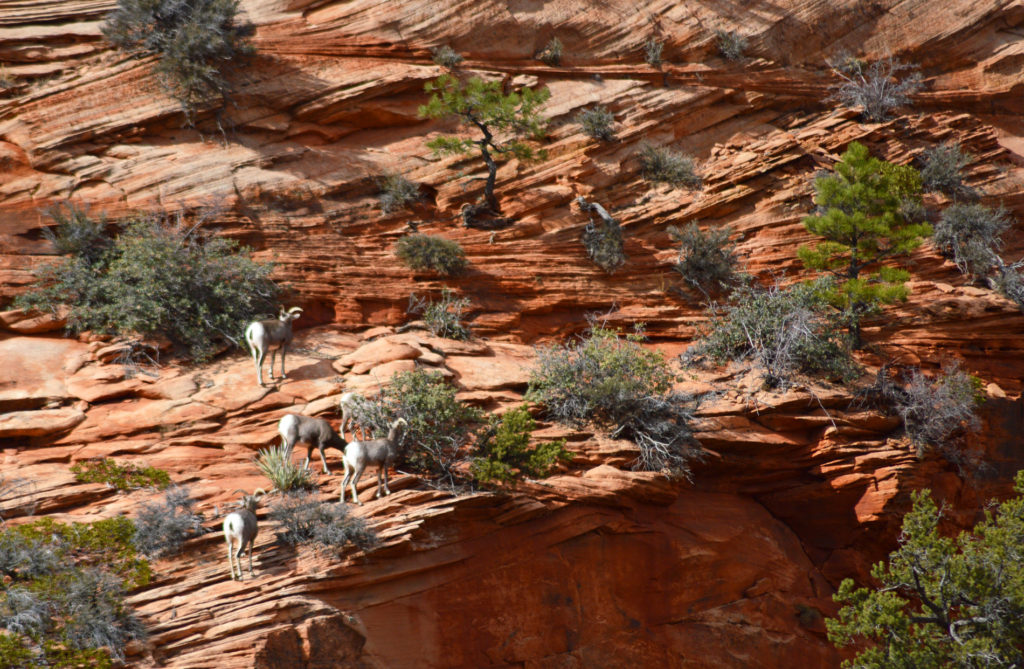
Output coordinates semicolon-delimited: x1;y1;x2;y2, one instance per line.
338;391;369;441
223;488;265;580
340;418;408;505
278;413;347;474
244;307;303;386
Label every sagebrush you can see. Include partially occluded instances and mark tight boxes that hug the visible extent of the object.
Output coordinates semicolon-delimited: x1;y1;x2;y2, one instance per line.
895;364;982;458
431;45;463;69
669;222;744;297
644;38;664;66
132;486;206;558
270;491;376;551
528;324;701;478
408;288;472;340
378;173;420;215
638;143;701;189
577;105;616;142
920;142;975;199
933;203;1011;281
394;234;467;275
537;37;563;65
685;278;858;388
715;30;747;61
828;56;922;122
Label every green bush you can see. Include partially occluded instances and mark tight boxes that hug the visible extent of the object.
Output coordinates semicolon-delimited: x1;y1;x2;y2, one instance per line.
933;203;1011;281
18;206;279;361
920;142;975;199
472;405;571;485
715;29;747;61
132;486;206;558
394;234;467;275
828;471;1024;667
537;37;563;65
102;0;255;123
269;491;376;551
348;370;482;487
408;288;472;340
256;444;315;492
431;45;463;69
378;173;421;215
638;143;701;189
528;325;701;478
0;517;149;665
644;38;664;66
71;458;171;491
685;278;858;387
669;222;744;297
577;105;616;142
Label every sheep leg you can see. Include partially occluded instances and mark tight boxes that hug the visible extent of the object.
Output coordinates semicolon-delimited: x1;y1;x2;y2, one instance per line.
303;443;314;472
382;463;391;496
268;349;278;380
245;540;255;578
226;536;239;580
340;462;352;503
350;465;364;506
375;468;383;498
318;442;331;475
278;345;287;380
253;348;266;387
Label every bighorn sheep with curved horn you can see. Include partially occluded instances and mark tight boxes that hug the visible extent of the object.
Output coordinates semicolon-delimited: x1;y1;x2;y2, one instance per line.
244;307;303;386
340;418;408;505
223;488;265;580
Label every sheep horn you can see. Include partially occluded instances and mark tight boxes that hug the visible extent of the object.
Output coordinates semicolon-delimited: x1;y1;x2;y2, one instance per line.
287;307;303;315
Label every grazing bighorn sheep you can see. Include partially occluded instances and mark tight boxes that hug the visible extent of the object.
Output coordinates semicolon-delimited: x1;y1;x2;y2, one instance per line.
340;418;408;505
278;413;347;474
223;488;265;580
338;391;369;441
244;307;303;386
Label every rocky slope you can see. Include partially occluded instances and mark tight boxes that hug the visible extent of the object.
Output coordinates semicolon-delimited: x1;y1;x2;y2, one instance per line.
2;0;1024;666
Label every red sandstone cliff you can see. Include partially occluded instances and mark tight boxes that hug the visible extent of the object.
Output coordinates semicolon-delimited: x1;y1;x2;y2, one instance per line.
2;1;1024;666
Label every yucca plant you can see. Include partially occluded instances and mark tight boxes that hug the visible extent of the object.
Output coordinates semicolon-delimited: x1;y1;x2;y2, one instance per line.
255;444;314;492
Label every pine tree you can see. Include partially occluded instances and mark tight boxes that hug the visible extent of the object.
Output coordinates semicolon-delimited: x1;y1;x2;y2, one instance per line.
799;141;931;347
418;74;549;216
827;471;1024;667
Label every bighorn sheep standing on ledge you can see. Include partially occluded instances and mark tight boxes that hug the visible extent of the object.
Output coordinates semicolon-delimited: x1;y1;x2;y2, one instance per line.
245;307;303;386
223;488;265;580
338;391;369;441
340;418;408;505
278;413;347;474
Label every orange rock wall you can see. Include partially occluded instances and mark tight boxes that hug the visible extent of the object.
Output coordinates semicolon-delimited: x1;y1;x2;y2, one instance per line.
2;0;1024;666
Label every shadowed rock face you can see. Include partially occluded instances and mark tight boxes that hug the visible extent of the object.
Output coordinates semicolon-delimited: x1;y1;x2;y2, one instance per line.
2;0;1024;666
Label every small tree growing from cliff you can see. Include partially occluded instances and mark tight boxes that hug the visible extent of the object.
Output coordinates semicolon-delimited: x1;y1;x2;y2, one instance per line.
799;142;930;347
102;0;255;125
828;472;1024;667
418;74;549;217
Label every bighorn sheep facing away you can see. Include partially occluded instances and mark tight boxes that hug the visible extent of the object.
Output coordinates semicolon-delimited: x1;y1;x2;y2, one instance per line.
338;391;369;441
278;413;347;474
244;307;303;386
340;418;408;505
223;488;265;580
